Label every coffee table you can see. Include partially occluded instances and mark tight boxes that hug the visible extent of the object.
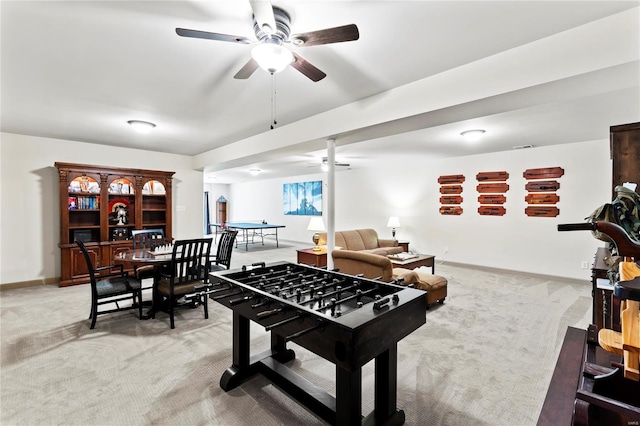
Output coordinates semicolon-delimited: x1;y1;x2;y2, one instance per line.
388;254;435;274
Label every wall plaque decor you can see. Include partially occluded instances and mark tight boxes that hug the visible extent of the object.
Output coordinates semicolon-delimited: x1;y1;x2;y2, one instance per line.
477;183;509;193
525;206;559;217
476;171;509;181
478;206;506;216
476;171;509;215
524;167;563;217
438;175;464;215
438;174;465;184
440;206;463;215
440;195;463;204
439;185;463;194
525;180;560;192
478;194;506;204
525;193;560;204
523;167;564;180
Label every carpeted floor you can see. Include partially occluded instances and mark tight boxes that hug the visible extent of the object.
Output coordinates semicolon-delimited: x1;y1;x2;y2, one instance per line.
0;240;591;425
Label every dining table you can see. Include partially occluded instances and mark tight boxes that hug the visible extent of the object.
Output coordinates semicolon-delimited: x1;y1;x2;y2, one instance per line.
114;248;173;319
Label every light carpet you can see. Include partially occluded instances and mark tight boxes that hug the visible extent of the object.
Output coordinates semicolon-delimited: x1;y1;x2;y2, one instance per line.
0;241;591;425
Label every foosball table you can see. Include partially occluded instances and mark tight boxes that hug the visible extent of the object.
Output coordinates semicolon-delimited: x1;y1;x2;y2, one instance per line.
206;261;427;425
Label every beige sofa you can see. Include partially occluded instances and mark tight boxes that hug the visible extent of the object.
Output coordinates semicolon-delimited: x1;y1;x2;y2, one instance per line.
332;249;447;308
317;228;403;256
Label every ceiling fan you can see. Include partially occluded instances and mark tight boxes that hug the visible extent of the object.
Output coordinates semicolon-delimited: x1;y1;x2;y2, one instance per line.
308;157;351;170
175;1;359;82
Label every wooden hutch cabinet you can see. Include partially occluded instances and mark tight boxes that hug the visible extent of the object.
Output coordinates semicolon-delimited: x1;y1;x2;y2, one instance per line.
55;162;174;287
610;122;640;196
589;122;640;328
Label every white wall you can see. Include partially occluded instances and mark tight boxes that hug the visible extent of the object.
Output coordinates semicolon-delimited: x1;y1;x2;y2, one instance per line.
0;133;612;284
0;132;204;286
228;139;611;280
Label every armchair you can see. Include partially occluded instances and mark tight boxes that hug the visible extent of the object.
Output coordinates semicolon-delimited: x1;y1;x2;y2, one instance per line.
331;249;447;307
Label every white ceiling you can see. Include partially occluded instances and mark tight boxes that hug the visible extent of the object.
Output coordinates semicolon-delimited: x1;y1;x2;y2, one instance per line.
2;1;639;183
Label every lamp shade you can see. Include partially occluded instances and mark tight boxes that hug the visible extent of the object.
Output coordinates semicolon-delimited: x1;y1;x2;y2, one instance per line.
307;217;326;232
387;216;401;228
251;42;294;74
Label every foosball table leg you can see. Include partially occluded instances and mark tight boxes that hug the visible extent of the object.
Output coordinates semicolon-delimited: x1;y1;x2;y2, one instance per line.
362;343;406;426
270;332;296;364
220;312;255;391
336;365;362;425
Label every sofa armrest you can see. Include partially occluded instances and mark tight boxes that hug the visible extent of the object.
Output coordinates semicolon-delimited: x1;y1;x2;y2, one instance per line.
331;250;394;281
378;238;399;248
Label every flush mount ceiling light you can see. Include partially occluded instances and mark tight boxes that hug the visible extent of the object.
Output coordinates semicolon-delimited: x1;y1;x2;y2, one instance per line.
127;120;156;134
251;39;294;74
249;168;261;176
460;129;486;142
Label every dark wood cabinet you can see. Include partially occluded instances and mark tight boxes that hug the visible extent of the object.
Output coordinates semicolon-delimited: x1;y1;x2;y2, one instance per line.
216;196;227;224
589;122;640;329
610;122;640;196
55;162;174;287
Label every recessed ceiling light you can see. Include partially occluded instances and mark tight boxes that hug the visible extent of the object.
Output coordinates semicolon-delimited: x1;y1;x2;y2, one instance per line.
127;120;156;134
460;129;486;142
249;168;261;176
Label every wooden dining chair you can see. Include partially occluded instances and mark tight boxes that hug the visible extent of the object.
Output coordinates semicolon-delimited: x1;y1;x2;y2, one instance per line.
131;229;166;283
210;229;238;272
154;238;213;329
76;240;142;329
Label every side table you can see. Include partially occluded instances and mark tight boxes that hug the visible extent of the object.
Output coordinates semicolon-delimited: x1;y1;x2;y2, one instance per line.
397;241;410;252
297;247;327;268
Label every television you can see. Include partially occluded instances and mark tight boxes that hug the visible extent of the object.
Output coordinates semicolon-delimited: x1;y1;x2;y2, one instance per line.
73;230;93;243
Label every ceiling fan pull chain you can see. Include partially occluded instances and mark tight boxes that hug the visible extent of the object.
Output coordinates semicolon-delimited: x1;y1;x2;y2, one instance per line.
270;73;277;130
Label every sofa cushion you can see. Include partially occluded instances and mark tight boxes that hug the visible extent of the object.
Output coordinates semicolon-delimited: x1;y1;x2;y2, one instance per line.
340;230;367;251
355;229;380;250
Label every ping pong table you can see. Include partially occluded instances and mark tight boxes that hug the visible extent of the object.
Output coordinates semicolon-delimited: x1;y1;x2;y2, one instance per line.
210;222;285;251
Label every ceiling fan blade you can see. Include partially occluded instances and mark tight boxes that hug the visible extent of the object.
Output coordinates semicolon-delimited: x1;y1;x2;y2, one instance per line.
176;28;252;44
249;0;277;35
234;58;259;79
290;24;359;47
290;53;326;82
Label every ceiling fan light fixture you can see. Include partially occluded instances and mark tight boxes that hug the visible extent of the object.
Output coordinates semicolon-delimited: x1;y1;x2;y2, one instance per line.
460;129;486;142
127;120;156;134
251;41;293;74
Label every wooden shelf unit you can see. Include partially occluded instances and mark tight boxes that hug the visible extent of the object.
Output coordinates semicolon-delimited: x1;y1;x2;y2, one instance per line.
55;162;174;287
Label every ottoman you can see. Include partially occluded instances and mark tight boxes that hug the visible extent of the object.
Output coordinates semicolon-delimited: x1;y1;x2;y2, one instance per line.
393;267;448;308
